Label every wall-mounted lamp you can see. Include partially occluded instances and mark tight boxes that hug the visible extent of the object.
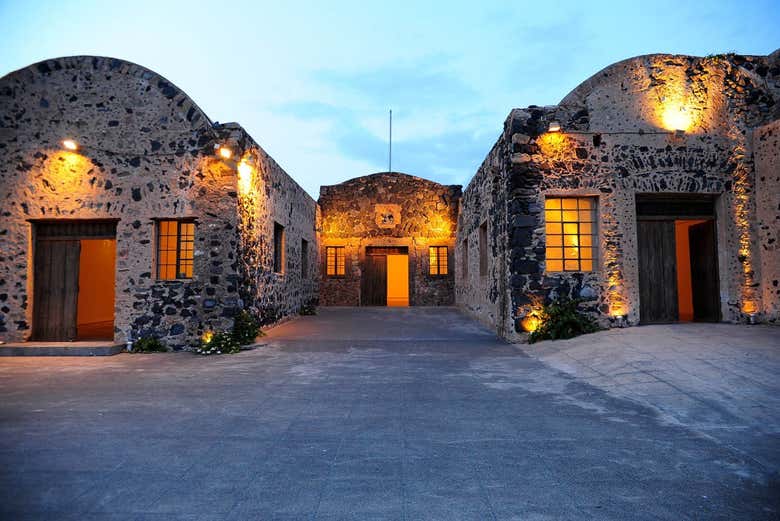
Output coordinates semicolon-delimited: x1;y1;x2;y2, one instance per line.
216;144;233;159
547;121;561;133
61;139;78;151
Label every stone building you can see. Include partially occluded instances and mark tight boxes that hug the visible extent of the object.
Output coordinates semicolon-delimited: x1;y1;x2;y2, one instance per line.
0;56;317;349
457;51;780;340
1;50;778;351
318;173;460;306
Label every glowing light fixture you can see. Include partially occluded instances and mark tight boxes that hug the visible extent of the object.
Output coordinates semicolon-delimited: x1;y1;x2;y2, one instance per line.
521;314;541;333
547;121;561;133
201;330;214;344
61;139;78;151
217;146;233;159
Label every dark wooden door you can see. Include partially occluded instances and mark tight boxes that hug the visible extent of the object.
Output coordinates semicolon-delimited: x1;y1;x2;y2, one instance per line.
362;255;387;306
33;240;81;340
689;220;720;322
638;220;678;323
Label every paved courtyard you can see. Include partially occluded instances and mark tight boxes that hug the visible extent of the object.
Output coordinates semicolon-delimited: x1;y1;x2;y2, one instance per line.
0;307;778;520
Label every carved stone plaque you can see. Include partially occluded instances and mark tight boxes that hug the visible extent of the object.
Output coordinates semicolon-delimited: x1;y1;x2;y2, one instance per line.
375;204;401;229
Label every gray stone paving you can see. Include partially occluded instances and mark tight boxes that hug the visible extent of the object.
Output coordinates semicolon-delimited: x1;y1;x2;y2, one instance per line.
0;307;778;520
523;323;780;473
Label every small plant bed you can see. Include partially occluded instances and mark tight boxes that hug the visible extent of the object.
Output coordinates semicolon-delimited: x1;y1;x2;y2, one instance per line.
528;298;600;344
299;301;317;316
232;310;265;345
197;330;241;355
130;336;167;353
197;310;265;356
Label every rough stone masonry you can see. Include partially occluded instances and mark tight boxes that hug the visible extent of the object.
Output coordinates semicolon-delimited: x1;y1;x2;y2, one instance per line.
0;50;778;349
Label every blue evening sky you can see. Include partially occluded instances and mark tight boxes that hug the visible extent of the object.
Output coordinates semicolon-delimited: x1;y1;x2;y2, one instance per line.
1;0;778;197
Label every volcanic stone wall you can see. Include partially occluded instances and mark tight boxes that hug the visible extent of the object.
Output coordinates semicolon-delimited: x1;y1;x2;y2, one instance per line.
459;51;780;340
755;119;780;323
319;173;460;306
455;135;511;336
0;56;317;349
225;124;319;326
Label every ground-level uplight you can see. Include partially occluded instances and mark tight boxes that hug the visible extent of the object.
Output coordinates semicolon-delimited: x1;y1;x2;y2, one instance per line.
61;139;78;151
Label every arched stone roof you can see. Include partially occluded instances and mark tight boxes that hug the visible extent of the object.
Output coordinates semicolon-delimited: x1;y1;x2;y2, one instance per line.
550;51;780;132
0;55;213;131
324;171;458;190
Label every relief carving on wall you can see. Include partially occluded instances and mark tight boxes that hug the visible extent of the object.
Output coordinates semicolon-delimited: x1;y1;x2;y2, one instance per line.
375;204;401;229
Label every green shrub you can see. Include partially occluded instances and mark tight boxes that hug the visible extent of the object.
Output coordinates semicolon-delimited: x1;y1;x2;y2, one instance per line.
232;310;263;345
131;336;167;353
197;330;241;355
299;301;317;316
528;298;599;344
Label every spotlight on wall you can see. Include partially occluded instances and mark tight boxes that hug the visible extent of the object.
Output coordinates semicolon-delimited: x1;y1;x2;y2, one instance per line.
661;104;693;133
216;145;233;159
547;121;561;133
61;139;78;151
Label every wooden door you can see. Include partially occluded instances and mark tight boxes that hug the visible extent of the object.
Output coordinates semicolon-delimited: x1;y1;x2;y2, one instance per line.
689;220;720;322
638;220;678;323
33;240;81;340
362;255;387;306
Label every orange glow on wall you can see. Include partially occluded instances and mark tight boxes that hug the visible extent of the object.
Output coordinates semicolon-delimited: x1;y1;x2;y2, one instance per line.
608;301;625;318
730;140;759;318
537;131;571;157
201;330;214;344
742;300;758;314
660;103;694;132
386;254;409;306
428;213;453;238
46;151;92;187
237;160;253;195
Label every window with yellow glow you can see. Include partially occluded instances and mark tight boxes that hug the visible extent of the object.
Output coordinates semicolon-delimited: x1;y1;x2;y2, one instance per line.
157;220;195;280
429;246;448;275
544;197;597;272
326;246;345;277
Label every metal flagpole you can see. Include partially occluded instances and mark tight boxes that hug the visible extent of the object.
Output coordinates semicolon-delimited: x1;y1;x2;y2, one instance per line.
388;109;392;173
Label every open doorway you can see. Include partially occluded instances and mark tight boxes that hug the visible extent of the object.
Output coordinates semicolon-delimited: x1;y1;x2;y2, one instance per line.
361;246;409;306
76;239;116;339
33;221;117;341
636;195;720;324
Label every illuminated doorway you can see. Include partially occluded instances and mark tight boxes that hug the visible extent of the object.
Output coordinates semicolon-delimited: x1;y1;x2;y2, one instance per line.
362;247;409;306
386;254;409;306
32;220;117;341
76;239;116;339
636;195;720;324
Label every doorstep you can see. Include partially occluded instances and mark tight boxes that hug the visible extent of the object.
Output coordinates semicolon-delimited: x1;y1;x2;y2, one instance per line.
0;341;125;356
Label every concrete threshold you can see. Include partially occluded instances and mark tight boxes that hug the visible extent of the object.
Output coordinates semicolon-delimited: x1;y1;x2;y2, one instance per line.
0;341;125;356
